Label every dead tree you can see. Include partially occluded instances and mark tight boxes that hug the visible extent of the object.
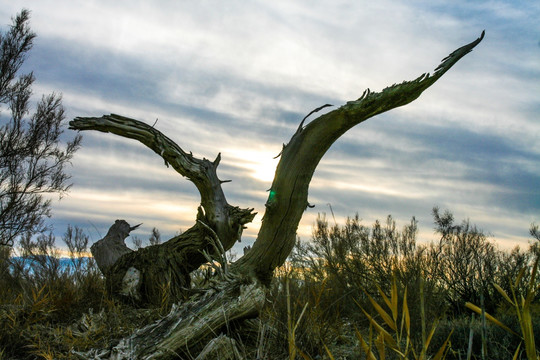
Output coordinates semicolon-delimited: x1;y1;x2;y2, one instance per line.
70;32;484;359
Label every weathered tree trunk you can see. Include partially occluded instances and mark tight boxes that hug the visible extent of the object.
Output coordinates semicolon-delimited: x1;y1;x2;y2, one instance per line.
90;220;140;275
69;32;484;359
70;116;256;305
233;31;485;283
104;222;206;304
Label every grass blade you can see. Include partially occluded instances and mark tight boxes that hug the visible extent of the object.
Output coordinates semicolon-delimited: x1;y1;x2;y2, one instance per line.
512;342;521;360
293;303;309;334
401;287;411;356
367;294;397;331
356;329;378;360
423;319;439;355
391;278;398;324
465;302;519;336
323;344;335;360
493;283;515;306
377;284;392;310
357;304;397;347
375;332;385;360
520;305;536;360
402;287;410;337
432;330;453;360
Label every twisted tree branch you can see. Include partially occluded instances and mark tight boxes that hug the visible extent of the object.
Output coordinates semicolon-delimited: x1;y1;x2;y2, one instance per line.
69;114;255;249
234;31;485;281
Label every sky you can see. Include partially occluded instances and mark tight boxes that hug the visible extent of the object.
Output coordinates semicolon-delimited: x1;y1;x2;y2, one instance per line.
1;0;539;254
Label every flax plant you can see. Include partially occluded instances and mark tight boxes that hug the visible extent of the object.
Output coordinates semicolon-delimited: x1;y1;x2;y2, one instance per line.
466;256;539;360
355;277;452;360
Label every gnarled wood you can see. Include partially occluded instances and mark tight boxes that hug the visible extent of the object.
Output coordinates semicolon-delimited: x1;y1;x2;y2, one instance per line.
71;32;484;358
69;117;256;304
69;115;256;250
106;219;230;304
90;220;139;275
77;276;265;359
233;31;485;282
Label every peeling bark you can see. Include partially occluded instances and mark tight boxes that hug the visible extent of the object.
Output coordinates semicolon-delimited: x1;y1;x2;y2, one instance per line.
77;276;265;359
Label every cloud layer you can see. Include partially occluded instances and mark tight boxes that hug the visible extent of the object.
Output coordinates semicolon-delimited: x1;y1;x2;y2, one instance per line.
2;0;539;252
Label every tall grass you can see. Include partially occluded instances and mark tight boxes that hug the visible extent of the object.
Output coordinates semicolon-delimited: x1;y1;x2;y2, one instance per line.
354;277;453;360
466;256;540;360
1;214;539;359
0;228;162;359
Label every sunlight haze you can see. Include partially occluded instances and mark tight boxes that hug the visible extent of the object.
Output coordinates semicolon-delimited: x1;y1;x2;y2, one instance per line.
1;0;539;253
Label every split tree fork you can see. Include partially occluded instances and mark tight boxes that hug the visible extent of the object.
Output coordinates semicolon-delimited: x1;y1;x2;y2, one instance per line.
70;32;484;359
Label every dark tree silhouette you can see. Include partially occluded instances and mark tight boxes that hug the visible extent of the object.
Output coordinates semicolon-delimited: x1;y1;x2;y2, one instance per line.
0;10;81;246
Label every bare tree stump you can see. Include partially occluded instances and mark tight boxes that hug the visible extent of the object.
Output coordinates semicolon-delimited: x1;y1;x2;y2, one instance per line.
90;220;140;275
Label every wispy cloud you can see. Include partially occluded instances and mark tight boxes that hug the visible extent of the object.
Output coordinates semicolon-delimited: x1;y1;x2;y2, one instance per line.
2;0;539;252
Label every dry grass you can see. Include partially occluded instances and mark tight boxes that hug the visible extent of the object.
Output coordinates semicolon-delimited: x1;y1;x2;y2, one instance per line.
1;215;539;359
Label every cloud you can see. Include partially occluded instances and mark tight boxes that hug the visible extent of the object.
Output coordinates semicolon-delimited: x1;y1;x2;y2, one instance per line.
2;0;539;253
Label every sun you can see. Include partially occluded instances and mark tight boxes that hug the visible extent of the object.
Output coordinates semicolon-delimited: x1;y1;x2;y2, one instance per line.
226;148;279;183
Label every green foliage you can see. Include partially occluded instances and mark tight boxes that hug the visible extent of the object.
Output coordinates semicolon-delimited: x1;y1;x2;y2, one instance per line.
290;213;446;343
1;209;538;359
354;277;453;360
466;256;540;359
258;265;343;359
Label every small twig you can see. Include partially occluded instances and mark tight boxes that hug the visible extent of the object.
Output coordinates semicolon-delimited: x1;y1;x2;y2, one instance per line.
87;220;102;239
197;220;228;274
327;203;337;226
274;143;286;159
295;103;333;134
